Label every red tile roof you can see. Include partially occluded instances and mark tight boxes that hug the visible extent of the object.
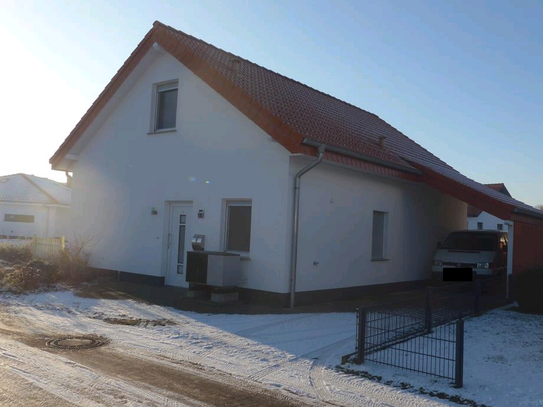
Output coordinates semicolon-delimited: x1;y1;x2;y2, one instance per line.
50;21;543;221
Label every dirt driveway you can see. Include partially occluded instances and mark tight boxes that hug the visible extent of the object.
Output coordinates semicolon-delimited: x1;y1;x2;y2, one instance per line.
0;324;316;406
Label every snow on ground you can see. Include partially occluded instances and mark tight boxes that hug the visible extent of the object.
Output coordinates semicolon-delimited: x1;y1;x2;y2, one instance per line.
0;290;541;406
346;307;543;407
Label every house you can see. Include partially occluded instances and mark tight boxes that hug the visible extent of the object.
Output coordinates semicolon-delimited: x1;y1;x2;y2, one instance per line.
467;183;511;231
0;173;71;239
49;22;543;306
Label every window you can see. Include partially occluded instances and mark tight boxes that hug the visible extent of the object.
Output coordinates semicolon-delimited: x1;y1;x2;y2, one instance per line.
4;214;34;223
225;201;252;253
477;222;483;230
371;211;387;260
154;81;178;131
497;223;503;231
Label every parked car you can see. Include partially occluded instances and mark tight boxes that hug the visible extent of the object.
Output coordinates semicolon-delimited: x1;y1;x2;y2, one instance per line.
431;230;508;283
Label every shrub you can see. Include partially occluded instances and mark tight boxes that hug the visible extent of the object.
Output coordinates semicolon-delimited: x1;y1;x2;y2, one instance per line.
0;242;32;263
56;235;94;283
2;260;60;293
514;268;543;313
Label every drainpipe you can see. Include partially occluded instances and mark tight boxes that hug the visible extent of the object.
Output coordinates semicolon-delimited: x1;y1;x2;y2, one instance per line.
290;144;326;309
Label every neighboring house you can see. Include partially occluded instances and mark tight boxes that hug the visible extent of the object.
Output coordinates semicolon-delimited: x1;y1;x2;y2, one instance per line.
467;183;512;231
0;174;71;238
49;22;543;306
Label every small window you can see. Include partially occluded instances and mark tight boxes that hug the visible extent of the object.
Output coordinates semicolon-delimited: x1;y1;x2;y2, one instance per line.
4;214;34;223
225;201;252;253
371;211;387;260
497;223;503;231
477;222;483;230
154;81;178;131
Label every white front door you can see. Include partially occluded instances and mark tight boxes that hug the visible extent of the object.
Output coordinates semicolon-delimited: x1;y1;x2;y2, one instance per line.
166;204;192;287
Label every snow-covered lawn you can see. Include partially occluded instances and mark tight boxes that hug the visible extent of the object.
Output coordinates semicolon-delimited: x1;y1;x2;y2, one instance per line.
346;307;543;407
0;289;541;406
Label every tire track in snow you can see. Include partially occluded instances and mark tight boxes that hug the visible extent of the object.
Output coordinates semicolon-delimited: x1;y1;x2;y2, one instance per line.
247;335;355;381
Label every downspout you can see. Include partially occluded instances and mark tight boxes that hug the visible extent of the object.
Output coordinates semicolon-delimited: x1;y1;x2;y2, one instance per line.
290;144;326;309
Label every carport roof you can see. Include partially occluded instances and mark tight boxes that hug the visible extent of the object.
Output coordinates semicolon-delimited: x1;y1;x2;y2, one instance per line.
49;21;543;221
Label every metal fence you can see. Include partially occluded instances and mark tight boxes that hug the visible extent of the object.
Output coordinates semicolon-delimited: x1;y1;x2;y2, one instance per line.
356;307;464;387
352;276;508;387
31;236;65;260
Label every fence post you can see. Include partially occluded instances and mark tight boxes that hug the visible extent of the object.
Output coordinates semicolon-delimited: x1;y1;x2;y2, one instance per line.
425;287;433;333
61;235;66;251
355;308;366;364
475;280;482;313
454;318;464;388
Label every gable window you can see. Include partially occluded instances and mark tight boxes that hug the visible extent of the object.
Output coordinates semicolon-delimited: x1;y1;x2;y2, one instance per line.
225;201;252;253
154;81;178;131
4;214;34;223
477;222;483;230
371;211;388;260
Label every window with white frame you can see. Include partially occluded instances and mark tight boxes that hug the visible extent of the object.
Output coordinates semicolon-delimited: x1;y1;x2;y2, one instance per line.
225;201;252;253
153;81;178;131
371;211;388;260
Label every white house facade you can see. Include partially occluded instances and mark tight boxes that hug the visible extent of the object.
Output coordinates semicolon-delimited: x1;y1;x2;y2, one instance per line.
467;183;511;231
0;174;71;239
50;22;543;305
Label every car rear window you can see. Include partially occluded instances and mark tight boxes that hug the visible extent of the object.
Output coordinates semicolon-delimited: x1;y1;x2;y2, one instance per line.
441;233;498;251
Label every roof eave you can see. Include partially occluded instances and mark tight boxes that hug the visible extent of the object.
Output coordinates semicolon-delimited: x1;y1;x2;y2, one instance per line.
302;138;423;175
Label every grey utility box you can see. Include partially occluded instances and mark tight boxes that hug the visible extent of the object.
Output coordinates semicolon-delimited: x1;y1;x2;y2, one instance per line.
186;251;241;287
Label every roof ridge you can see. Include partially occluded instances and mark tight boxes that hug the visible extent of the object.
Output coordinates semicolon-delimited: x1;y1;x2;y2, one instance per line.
21;174;59;205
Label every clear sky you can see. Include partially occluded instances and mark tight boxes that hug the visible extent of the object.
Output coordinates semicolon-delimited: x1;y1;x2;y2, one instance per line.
1;0;542;206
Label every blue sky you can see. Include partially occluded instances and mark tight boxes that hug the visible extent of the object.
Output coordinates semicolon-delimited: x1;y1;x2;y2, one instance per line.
1;0;542;206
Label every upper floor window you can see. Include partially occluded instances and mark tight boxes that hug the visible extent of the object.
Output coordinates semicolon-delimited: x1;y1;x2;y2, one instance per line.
477;222;483;230
497;223;503;231
154;81;178;131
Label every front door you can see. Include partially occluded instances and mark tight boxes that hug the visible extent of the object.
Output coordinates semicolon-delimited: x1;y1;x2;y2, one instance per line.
166;204;192;287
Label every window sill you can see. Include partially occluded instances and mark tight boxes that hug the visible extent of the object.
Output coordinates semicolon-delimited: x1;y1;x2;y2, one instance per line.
147;128;177;135
371;258;389;262
226;251;250;260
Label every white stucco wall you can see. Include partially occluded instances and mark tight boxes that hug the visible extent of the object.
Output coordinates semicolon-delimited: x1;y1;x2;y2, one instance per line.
68;51;291;292
290;157;467;292
467;211;506;231
0;203;48;238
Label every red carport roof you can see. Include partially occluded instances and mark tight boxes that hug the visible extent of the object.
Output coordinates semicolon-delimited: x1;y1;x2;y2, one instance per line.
50;21;543;221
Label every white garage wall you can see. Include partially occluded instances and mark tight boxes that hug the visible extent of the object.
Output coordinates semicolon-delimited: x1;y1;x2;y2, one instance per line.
0;203;48;238
290;157;467;292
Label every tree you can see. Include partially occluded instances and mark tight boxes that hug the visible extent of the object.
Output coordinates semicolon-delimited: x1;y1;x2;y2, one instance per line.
535;204;543;211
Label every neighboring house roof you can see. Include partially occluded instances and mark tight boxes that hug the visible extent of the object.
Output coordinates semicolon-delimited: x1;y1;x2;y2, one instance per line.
467;183;512;218
49;21;543;222
0;174;70;205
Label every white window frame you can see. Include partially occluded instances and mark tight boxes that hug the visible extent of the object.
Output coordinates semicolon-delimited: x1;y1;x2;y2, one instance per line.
223;200;252;255
150;80;178;133
371;210;389;261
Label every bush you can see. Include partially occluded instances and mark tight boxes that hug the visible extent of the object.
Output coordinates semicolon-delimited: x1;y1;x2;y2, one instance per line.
2;260;60;293
56;235;94;283
514;268;543;313
0;242;32;263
